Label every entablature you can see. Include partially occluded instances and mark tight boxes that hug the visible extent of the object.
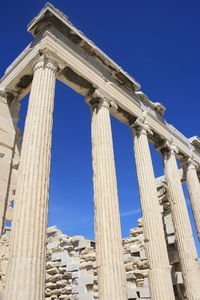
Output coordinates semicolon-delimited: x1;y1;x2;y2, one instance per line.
0;4;200;166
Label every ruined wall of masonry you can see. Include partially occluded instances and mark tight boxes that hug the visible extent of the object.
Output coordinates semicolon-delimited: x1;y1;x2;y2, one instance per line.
0;97;21;236
0;209;185;300
44;219;150;300
43;214;184;300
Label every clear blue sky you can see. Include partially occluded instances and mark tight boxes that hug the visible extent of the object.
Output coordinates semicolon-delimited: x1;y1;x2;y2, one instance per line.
0;1;200;255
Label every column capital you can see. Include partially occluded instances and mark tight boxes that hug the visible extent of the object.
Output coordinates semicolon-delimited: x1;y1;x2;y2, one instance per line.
155;139;179;157
181;156;198;170
131;116;153;136
88;89;118;111
32;54;58;73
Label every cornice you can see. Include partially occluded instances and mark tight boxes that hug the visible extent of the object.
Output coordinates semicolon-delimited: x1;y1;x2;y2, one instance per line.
135;91;166;116
27;3;141;92
189;136;200;149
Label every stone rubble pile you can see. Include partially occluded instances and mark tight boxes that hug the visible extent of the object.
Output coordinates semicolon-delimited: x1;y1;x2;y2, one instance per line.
44;218;151;300
0;211;185;300
123;218;150;299
45;226;97;300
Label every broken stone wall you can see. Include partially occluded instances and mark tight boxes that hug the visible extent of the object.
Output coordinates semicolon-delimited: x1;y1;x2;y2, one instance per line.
0;214;184;300
44;219;150;300
41;180;186;300
0;97;21;236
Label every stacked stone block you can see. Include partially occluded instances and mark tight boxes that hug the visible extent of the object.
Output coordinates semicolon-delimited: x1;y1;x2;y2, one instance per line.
44;220;152;300
45;226;97;300
0;213;186;300
123;218;150;300
0;92;21;236
157;178;184;299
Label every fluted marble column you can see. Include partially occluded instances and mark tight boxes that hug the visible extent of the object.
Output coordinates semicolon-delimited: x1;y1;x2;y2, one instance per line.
182;158;200;240
4;57;57;300
132;118;175;300
160;142;200;300
90;92;127;300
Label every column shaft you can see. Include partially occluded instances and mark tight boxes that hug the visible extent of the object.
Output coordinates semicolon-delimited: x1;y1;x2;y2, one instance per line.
132;125;175;300
184;160;200;240
4;58;57;300
163;148;200;300
91;98;127;300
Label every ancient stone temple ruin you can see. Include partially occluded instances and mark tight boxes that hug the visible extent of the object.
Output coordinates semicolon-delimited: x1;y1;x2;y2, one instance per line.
0;3;200;300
